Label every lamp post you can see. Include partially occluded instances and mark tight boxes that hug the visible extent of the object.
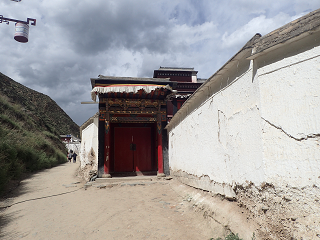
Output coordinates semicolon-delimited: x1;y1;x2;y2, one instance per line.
0;15;36;43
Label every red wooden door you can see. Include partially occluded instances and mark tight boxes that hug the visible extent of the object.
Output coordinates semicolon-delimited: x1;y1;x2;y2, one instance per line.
114;127;133;172
114;127;152;172
133;127;152;171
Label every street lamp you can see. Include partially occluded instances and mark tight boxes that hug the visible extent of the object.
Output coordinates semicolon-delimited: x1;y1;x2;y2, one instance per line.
0;15;36;43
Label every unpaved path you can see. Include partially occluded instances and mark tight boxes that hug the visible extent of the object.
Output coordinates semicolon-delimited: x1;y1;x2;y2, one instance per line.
0;162;219;240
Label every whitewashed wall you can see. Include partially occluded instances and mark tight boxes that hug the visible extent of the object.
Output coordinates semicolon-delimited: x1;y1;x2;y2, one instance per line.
168;55;265;197
257;36;320;188
168;33;320;197
80;116;98;169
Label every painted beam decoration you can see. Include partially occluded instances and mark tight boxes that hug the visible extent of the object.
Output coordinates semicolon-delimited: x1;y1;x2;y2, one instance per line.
91;83;173;102
99;98;166;123
95;83;169;124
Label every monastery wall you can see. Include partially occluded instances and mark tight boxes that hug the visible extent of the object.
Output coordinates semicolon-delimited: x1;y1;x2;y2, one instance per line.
169;55;264;199
238;37;320;239
167;32;320;239
256;35;320;188
80;116;98;172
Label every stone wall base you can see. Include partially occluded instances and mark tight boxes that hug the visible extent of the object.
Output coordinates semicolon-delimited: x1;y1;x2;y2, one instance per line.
170;169;320;239
170;170;236;200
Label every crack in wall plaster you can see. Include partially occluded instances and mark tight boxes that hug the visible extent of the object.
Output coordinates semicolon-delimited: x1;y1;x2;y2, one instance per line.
261;117;320;141
217;110;224;143
217;110;228;149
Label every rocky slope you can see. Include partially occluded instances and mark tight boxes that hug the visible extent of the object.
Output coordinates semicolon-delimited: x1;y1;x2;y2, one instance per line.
0;72;79;195
0;72;79;137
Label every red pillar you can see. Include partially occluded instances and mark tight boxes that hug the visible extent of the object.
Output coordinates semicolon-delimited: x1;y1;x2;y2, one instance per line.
103;120;111;178
157;131;164;176
157;115;165;177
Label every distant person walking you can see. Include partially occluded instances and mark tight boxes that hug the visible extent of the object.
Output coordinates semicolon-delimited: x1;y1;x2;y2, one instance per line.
67;150;73;163
72;152;77;163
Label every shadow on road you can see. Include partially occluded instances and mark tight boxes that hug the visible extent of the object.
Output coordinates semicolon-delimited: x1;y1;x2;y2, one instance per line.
0;163;69;237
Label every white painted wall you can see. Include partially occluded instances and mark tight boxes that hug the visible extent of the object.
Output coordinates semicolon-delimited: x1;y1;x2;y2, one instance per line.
168;32;320;194
169;56;265;192
192;74;197;83
80;116;98;169
257;36;320;187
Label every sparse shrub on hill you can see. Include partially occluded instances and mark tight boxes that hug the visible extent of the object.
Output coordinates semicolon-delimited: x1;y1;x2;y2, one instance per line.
0;72;79;137
0;76;76;195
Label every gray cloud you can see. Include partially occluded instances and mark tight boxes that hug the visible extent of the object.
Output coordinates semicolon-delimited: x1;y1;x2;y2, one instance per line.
1;0;320;126
50;1;172;55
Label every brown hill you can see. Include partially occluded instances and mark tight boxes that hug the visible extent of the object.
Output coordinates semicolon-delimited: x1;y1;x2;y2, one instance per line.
0;72;79;136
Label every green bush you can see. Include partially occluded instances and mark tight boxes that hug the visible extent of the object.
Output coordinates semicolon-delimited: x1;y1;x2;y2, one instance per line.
0;156;10;193
213;233;243;240
0;132;68;195
225;233;243;240
0;114;22;130
213;232;256;240
0;96;69;196
16;146;38;171
55;150;67;164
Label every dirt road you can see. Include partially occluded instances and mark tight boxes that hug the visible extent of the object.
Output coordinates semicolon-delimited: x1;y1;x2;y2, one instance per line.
0;162;219;240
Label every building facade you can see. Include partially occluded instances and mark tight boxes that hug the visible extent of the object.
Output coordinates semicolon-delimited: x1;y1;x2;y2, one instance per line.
60;134;80;154
79;113;99;169
90;76;176;177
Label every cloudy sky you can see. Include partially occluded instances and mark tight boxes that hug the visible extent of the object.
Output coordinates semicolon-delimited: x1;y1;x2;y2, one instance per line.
1;0;320;126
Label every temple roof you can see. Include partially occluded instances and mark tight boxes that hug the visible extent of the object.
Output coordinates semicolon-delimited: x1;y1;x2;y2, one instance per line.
91;76;173;88
157;67;196;71
155;67;198;74
90;76;177;101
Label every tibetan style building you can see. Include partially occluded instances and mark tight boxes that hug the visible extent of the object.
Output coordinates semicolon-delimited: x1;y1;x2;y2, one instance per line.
153;67;203;122
89;68;203;178
90;76;177;178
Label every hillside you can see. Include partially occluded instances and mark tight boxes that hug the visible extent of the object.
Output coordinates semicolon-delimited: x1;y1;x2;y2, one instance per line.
0;72;80;195
0;72;79;137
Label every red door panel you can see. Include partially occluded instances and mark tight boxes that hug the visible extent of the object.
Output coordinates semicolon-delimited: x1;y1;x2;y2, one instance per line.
133;128;151;171
114;127;152;172
114;128;133;172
